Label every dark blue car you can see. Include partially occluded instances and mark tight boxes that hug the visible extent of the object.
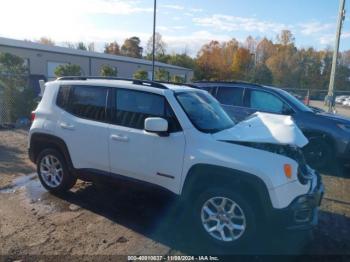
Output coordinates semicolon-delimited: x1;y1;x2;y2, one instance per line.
191;81;350;170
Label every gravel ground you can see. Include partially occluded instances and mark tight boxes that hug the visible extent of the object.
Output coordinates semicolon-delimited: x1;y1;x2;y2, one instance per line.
0;129;350;259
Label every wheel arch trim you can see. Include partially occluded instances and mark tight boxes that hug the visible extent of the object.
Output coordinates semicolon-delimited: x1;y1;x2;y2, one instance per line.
29;132;74;171
181;164;273;216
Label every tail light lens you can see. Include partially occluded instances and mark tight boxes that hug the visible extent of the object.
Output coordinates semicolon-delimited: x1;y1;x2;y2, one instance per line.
31;111;36;122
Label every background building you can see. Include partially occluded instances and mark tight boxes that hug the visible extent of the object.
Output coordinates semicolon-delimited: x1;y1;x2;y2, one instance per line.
0;37;193;93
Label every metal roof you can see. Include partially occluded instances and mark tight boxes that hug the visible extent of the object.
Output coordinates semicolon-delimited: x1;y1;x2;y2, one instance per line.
0;37;192;72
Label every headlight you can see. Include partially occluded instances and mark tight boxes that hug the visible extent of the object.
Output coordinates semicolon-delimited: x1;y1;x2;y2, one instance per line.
337;124;350;132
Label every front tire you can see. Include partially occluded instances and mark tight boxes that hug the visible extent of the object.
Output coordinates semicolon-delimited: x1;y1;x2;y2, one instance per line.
190;187;257;249
36;148;77;193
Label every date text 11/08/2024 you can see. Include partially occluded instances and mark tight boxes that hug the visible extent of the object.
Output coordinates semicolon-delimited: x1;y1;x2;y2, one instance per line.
127;256;220;261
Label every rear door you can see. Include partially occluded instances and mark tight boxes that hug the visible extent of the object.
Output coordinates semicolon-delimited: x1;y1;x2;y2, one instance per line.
215;86;250;122
57;85;110;172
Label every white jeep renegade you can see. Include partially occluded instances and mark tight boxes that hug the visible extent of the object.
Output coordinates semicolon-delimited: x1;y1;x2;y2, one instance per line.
29;77;324;248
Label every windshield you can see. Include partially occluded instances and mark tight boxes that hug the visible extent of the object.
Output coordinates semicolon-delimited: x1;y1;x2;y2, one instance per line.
279;90;313;112
176;91;235;133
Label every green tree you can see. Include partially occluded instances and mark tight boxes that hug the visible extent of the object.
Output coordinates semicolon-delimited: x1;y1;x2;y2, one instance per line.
121;37;143;58
334;65;350;91
0;52;35;123
133;70;148;80
155;68;170;81
100;65;118;77
167;53;196;70
171;75;185;83
76;42;87;51
54;64;82;77
250;64;273;85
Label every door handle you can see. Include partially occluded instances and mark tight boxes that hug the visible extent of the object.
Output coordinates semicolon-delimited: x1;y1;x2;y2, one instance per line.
60;122;75;130
111;134;129;142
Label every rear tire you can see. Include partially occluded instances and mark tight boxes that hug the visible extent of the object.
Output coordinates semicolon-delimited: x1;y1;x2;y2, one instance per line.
188;186;257;251
36;148;77;193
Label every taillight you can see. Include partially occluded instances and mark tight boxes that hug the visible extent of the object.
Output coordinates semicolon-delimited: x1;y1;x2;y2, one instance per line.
31;111;36;122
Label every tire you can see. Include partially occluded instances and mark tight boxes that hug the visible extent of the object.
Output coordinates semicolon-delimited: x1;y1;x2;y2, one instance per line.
303;138;333;171
188;186;257;250
36;148;77;193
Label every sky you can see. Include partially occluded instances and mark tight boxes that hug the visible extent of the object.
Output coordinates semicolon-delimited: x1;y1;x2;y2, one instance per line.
0;0;349;56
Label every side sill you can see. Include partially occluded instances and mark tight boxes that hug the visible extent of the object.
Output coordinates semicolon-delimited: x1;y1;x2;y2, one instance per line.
75;168;178;196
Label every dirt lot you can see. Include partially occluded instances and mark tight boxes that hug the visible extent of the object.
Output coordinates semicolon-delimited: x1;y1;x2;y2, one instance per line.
1;129;350;259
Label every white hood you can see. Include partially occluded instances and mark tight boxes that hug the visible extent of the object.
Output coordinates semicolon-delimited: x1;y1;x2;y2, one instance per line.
212;112;308;148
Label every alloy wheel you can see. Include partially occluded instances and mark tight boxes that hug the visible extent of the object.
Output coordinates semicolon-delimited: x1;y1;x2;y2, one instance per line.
39;155;64;188
201;197;246;242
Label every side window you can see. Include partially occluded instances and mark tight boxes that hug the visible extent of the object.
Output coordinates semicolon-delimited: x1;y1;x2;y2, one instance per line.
198;86;216;95
216;87;244;107
165;103;182;133
114;89;181;132
249;90;288;114
56;85;71;110
70;86;108;122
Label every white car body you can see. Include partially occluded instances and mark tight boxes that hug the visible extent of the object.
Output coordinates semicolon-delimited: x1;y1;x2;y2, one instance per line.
29;79;319;211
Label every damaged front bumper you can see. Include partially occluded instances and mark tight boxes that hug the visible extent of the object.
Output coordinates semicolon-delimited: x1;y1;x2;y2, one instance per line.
270;171;324;231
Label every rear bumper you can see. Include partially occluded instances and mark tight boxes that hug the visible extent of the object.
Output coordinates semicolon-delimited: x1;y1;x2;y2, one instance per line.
269;173;324;231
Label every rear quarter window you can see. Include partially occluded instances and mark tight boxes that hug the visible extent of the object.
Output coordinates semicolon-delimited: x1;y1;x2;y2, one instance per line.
56;85;109;122
56;85;71;110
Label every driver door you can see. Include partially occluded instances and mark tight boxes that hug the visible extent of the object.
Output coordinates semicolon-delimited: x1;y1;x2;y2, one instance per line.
108;89;185;192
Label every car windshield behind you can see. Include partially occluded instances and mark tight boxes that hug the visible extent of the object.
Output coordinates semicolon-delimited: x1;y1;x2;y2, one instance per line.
279;89;313;113
176;91;235;133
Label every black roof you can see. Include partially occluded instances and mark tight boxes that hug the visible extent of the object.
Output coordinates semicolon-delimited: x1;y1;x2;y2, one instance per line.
192;81;284;93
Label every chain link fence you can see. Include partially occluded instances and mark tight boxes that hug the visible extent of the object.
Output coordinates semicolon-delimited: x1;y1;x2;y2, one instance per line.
0;75;36;128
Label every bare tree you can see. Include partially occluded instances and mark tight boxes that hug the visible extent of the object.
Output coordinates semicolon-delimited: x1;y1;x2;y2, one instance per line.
277;30;295;46
146;32;167;57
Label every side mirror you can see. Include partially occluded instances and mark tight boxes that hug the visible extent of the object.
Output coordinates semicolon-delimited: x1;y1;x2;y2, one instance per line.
144;117;169;136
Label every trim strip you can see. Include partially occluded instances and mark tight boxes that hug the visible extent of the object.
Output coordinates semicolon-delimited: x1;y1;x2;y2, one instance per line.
156;172;175;179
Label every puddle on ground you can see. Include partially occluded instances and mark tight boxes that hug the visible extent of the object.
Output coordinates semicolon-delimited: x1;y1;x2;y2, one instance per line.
0;173;72;212
0;173;47;201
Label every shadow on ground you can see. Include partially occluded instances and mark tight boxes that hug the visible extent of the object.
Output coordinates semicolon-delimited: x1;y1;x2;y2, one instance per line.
0;143;34;175
50;177;350;256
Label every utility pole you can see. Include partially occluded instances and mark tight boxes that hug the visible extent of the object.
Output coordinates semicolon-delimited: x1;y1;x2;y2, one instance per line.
151;0;157;81
328;0;346;113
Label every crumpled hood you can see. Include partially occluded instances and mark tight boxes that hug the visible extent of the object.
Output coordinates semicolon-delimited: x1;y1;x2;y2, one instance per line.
212;112;308;148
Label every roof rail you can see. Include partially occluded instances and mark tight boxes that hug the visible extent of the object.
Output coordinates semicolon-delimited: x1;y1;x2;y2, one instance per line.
193;80;263;87
155;80;195;87
56;76;168;90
